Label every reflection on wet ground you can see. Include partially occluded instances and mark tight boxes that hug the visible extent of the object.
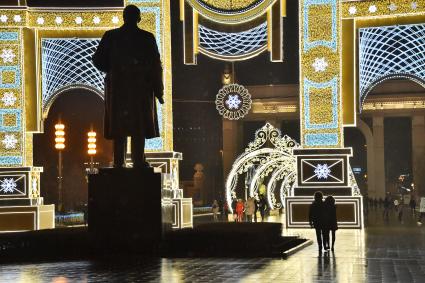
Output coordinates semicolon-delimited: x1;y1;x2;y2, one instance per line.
1;208;425;282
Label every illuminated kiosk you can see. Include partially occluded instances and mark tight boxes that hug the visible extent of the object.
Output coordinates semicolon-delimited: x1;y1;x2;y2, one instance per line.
0;1;192;231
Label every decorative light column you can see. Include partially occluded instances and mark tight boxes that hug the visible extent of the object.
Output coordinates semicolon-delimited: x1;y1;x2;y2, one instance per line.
87;130;96;173
54;123;65;212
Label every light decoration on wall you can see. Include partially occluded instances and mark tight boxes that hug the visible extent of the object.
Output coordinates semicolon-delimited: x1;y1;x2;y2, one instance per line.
87;131;96;155
215;83;252;120
41;38;104;115
358;23;425;110
225;123;299;212
198;22;268;60
54;123;65;150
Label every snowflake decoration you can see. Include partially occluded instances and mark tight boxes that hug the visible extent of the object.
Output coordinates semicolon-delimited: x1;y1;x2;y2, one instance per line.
93;16;101;24
225;94;242;110
13;15;21;23
112;16;119;24
348;6;357;15
411;2;418;10
388;3;398;11
0;49;16;63
369;5;377;13
2;134;17;149
0;15;8;23
312;57;328;72
55;17;63;25
0;178;17;194
37;17;44;25
215;84;251;120
314;164;331;179
75;16;83;24
1;91;16;106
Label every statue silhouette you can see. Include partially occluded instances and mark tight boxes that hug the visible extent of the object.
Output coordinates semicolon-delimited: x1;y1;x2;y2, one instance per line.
93;5;164;168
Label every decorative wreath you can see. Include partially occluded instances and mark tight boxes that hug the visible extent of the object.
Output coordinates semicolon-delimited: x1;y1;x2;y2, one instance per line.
215;83;252;120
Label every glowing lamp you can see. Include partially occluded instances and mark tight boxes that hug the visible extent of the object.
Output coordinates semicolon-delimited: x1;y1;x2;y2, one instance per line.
54;123;65;150
87;131;97;155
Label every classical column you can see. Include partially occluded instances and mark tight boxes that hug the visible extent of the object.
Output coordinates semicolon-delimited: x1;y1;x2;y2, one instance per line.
222;119;242;181
357;119;375;198
373;116;386;198
412;115;425;197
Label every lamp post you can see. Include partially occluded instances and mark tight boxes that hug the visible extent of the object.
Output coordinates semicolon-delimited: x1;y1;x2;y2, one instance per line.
87;131;97;173
55;123;65;212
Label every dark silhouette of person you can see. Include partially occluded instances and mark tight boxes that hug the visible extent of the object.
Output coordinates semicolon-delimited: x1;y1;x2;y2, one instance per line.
93;5;164;168
323;195;338;251
309;191;325;254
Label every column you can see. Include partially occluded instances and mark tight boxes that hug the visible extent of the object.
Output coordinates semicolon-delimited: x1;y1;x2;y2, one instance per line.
222;119;241;181
412;115;425;197
373;116;386;198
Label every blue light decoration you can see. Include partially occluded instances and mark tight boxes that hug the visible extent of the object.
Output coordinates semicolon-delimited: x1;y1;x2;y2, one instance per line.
359;23;425;109
305;133;338;146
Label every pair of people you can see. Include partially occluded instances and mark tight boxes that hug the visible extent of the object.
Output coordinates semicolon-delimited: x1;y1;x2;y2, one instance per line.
309;191;338;253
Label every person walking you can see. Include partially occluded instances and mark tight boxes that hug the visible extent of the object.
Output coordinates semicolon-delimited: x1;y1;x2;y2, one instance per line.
383;195;391;222
231;198;238;222
409;197;417;217
254;197;259;222
236;199;245;222
309;191;325;254
245;197;255;222
258;195;268;222
212;200;219;222
323;196;338;252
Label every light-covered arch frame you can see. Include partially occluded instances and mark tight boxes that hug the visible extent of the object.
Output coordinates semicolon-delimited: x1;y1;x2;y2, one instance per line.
0;0;173;168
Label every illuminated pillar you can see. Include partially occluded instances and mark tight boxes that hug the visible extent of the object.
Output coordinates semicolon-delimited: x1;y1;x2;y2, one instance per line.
372;116;385;198
357;119;375;198
412;115;425;197
222;119;241;179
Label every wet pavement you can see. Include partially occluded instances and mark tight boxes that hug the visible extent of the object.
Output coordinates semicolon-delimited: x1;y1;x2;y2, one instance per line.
1;208;425;282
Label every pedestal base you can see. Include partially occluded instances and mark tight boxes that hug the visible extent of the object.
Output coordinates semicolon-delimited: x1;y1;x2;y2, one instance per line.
0;205;55;232
88;167;164;253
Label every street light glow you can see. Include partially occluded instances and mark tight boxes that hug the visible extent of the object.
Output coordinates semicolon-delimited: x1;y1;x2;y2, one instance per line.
87;131;96;155
54;123;65;150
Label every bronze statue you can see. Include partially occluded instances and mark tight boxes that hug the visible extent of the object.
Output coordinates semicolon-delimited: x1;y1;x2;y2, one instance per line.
93;5;164;168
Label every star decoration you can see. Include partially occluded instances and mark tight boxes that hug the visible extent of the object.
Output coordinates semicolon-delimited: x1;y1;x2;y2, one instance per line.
0;178;17;193
112;16;119;24
369;5;377;13
13;15;22;23
0;15;8;23
1;92;16;106
314;164;331;179
225;94;242;110
348;6;357;15
411;2;418;9
93;16;101;24
312;57;328;72
0;49;16;63
388;3;397;11
36;17;44;25
55;17;63;25
75;16;83;24
2;134;18;149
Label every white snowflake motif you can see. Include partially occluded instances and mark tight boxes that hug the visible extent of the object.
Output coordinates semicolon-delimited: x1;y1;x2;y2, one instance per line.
13;15;22;23
2;91;16;106
388;3;398;11
314;164;331;179
0;49;16;63
112;16;119;24
75;16;83;24
411;2;418;10
0;178;17;193
55;17;63;25
312;57;328;72
348;6;357;15
0;15;8;23
369;5;377;13
93;16;101;24
2;134;17;149
36;17;44;25
225;94;242;110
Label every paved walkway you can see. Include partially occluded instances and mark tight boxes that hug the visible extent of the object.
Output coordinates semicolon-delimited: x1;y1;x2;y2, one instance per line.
1;208;425;282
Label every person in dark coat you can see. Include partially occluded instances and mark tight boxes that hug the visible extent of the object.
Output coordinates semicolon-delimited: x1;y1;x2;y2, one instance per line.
93;5;164;168
323;195;338;251
309;191;325;254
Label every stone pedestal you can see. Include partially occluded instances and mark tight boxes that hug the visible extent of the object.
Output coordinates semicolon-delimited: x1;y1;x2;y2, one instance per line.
88;167;166;253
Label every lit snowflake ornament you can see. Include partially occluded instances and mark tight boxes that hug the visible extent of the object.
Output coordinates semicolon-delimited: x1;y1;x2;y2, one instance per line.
75;17;83;24
411;2;418;10
13;15;21;23
0;49;16;63
312;57;328;72
2;134;17;149
348;6;357;15
1;91;16;106
36;17;44;25
369;5;377;13
388;3;397;11
215;84;251;120
93;16;101;24
225;94;242;110
55;17;63;25
0;178;17;193
112;16;119;24
314;164;331;179
0;15;8;23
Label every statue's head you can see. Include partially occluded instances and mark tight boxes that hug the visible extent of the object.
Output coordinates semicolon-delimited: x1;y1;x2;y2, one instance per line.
123;5;141;25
